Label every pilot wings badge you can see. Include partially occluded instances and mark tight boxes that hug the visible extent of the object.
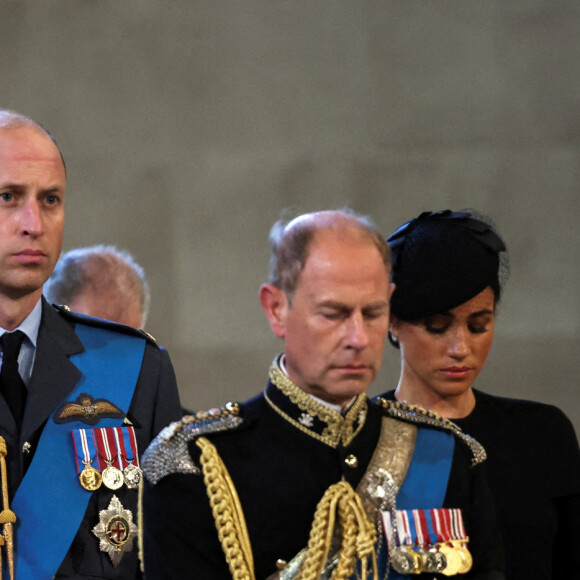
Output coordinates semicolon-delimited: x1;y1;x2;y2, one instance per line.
54;393;125;425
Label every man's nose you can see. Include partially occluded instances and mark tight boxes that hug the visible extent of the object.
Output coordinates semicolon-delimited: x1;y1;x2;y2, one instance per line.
345;313;370;350
20;200;43;236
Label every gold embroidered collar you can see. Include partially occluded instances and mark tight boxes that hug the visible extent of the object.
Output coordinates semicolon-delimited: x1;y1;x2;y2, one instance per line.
264;358;368;448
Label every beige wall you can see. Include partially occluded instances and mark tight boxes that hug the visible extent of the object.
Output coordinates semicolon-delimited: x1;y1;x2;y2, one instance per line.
2;1;579;431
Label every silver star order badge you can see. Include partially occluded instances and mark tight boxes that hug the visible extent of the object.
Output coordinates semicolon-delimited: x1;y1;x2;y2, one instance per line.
92;495;138;566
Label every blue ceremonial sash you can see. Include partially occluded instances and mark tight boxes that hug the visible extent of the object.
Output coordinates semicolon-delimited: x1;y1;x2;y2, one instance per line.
397;427;454;510
379;426;455;579
12;325;146;580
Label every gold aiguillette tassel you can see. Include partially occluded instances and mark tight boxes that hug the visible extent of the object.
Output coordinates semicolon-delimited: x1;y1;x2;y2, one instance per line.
0;436;17;580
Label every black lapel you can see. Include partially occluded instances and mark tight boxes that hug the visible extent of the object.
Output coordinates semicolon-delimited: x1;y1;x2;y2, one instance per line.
0;387;17;437
22;299;84;441
0;404;18;448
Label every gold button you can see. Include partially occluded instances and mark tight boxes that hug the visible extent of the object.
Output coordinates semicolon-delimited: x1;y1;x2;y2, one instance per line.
276;559;288;570
344;454;358;468
22;442;31;454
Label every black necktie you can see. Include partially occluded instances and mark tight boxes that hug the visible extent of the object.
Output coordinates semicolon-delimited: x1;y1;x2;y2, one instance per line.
0;330;27;428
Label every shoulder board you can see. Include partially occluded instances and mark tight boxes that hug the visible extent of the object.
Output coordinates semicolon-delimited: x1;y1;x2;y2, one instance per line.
53;304;158;347
142;402;243;485
376;398;486;466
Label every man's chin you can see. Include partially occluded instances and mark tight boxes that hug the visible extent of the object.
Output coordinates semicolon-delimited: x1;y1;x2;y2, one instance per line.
2;276;48;300
333;369;374;389
316;379;372;407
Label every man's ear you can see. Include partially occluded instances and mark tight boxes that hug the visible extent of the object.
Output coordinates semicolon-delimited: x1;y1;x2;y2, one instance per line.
259;283;289;339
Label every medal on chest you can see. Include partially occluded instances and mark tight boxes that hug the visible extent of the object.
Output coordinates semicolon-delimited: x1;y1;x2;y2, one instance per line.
73;429;103;491
382;507;472;576
92;495;138;566
72;426;142;491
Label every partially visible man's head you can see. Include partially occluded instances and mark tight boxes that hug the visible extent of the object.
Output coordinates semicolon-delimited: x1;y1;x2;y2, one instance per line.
44;245;150;329
260;209;393;407
0;110;45;131
0;109;66;171
0;109;66;302
267;208;390;304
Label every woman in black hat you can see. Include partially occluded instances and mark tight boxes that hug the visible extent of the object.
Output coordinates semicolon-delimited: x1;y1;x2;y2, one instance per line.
380;209;580;579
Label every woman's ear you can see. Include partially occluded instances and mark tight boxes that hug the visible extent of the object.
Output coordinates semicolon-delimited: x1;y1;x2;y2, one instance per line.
389;314;400;337
388;314;401;348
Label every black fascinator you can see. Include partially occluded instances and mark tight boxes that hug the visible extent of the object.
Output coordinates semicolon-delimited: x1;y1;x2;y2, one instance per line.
388;210;509;321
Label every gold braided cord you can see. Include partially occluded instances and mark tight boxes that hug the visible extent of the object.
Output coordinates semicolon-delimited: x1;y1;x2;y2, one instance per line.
197;437;255;580
297;481;378;580
137;476;145;575
0;511;15;525
0;436;15;580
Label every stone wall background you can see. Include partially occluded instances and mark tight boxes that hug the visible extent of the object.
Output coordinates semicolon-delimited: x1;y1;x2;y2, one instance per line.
1;1;578;431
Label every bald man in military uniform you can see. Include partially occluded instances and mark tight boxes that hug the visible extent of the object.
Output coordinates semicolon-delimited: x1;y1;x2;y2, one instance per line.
142;210;504;579
0;109;181;579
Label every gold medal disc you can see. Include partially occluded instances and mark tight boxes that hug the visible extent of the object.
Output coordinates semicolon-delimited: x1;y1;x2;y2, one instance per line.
102;466;124;490
405;546;422;574
451;540;473;574
438;542;462;576
79;466;102;491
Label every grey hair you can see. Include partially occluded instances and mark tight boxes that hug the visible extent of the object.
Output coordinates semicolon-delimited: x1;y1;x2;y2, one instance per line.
44;245;151;325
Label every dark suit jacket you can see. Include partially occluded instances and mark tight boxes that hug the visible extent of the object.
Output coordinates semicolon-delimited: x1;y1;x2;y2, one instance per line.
0;298;182;579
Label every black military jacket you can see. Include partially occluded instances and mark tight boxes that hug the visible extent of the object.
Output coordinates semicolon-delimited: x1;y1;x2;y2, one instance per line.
142;362;503;579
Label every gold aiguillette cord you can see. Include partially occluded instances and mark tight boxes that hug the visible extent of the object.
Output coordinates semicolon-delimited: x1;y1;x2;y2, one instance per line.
0;436;16;580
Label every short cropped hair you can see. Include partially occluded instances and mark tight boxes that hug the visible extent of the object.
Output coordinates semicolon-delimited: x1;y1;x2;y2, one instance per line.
0;108;66;172
268;208;390;303
44;245;151;325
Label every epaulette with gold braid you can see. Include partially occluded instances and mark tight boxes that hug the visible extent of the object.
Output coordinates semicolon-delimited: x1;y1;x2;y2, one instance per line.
376;398;487;466
141;403;242;485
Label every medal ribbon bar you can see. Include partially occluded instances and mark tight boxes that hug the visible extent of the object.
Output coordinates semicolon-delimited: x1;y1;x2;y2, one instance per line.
382;508;472;576
72;428;100;473
96;427;121;468
115;426;140;468
115;426;142;489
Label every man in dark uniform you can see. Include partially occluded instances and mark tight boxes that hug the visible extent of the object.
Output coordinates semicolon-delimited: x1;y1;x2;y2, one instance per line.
142;210;504;579
0;109;182;579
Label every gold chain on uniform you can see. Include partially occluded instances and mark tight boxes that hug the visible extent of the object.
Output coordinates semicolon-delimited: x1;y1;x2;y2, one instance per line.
197;437;256;580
